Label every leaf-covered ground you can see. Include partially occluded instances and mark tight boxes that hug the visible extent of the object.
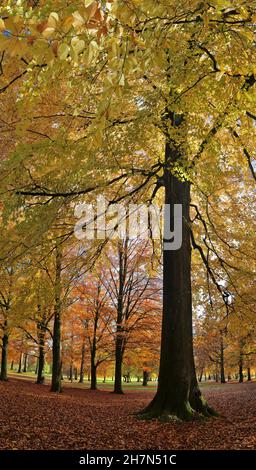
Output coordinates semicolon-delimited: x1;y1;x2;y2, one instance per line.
0;379;255;450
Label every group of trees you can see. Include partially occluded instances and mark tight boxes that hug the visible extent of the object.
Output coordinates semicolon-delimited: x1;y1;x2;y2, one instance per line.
0;238;161;392
0;0;256;421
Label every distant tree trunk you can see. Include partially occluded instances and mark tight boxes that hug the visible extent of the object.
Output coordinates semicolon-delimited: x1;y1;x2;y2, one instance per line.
220;334;226;384
37;344;45;384
10;360;14;371
69;363;73;382
36;315;46;384
90;305;99;391
114;336;124;394
74;367;78;380
198;369;203;382
23;353;28;373
103;372;106;383
247;367;251;381
239;352;243;383
114;335;124;393
79;340;86;383
139;120;216;420
91;363;97;390
114;244;126;395
143;370;149;387
18;352;23;373
51;245;62;393
0;322;9;381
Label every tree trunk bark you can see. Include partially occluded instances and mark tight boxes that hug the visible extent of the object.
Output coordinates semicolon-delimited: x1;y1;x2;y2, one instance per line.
220;334;226;384
35;357;38;374
23;353;27;373
139;115;216;420
114;336;124;394
10;360;14;371
247;367;251;381
114;244;126;394
51;245;62;393
198;369;203;382
143;370;149;386
0;326;9;381
239;354;243;383
18;352;22;373
79;340;86;383
90;362;97;390
36;318;45;384
37;341;45;384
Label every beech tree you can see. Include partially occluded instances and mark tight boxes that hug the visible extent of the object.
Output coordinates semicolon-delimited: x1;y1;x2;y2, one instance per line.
0;0;256;420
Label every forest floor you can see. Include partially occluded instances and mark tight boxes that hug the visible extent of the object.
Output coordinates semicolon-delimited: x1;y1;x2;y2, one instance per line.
0;378;255;450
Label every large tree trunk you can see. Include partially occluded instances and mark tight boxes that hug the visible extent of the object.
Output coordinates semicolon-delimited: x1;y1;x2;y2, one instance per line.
51;245;62;393
0;322;9;381
139;115;216;420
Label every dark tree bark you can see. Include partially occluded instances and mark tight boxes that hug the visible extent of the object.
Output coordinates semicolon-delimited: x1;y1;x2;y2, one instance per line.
35;357;38;374
143;370;149;387
51;245;62;393
247;367;251;381
37;343;45;384
0;321;9;381
10;360;14;371
90;301;100;391
23;353;28;373
18;352;23;373
91;362;97;390
79;340;86;383
220;334;226;384
114;335;124;393
239;354;243;383
74;367;78;380
36;316;46;384
114;245;125;394
139;113;216;421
